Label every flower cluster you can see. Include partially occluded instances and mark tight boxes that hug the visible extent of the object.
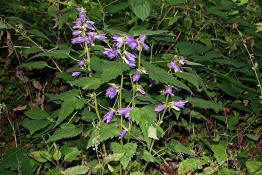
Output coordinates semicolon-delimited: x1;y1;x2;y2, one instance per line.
170;55;187;72
71;8;106;44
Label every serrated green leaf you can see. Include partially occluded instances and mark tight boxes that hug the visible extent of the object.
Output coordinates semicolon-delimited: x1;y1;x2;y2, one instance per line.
104;153;125;164
141;60;191;92
87;122;121;148
23;46;41;58
21;61;48;69
24;109;49;119
47;168;63;175
30;150;52;163
130;106;157;147
246;160;262;174
31;50;70;59
168;139;195;155
131;30;168;36
101;62;129;82
187;97;222;111
139;150;155;162
47;124;82;142
210;141;227;165
178;157;211;175
64;150;81;162
69;77;103;90
48;6;57;17
106;2;129;13
176;72;201;90
23;119;49;135
55;99;75;126
130;172;146;175
130;0;151;20
111;142;137;169
27;29;50;41
64;165;89;175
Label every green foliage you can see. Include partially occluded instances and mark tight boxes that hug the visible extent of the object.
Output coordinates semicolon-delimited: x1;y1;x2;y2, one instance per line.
47;124;82;142
69;77;103;90
101;61;129;82
24;109;49;119
210;141;228;165
129;0;151;21
178;157;211;175
187;97;223;111
141;60;191;92
63;165;89;175
111;142;137;169
23;119;49;135
87;122;121;149
168;139;195;155
21;61;49;69
246;160;262;175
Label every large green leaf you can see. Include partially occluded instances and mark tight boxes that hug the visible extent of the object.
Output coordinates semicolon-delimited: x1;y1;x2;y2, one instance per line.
101;61;129;82
21;61;48;69
210;141;227;165
178;157;211;175
129;0;151;20
141;60;191;92
63;165;89;175
87;122;121;149
47;124;82;142
111;142;137;169
69;77;103;90
246;160;262;175
23;119;49;135
168;139;195;155
24;109;49;120
166;0;186;5
55;97;86;126
187;97;222;111
176;72;201;90
130;106;157;147
31;50;70;59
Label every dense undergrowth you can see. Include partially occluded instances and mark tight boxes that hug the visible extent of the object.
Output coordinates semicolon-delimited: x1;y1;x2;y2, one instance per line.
1;0;262;174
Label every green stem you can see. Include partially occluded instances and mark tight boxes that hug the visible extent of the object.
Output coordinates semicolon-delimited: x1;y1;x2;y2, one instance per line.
143;94;169;173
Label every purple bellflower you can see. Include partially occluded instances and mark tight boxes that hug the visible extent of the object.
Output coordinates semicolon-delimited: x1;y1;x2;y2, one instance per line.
126;35;138;50
119;129;127;139
104;48;118;59
180;57;186;65
72;71;81;77
78;59;86;67
138;35;150;51
76;7;83;12
106;86;117;99
73;19;82;29
113;35;124;48
71;37;89;44
155;104;166;113
170;60;181;72
117;107;132;120
173;100;186;109
103;110;114;123
138;87;145;95
79;11;87;23
174;86;181;91
165;86;174;96
125;51;136;60
132;71;141;82
72;30;81;36
86;21;95;31
96;34;106;41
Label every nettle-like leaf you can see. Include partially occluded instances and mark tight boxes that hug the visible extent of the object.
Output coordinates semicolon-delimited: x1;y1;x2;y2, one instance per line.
47;124;82;143
131;30;168;36
178;157;211;175
87;122;121;149
21;61;48;69
46;89;80;102
63;165;89;175
24;109;50;119
55;97;86;126
101;61;129;82
166;0;186;5
129;0;152;21
104;153;125;164
141;60;191;92
30;150;52;163
210;141;227;165
23;119;49;135
111;142;137;169
31;49;70;59
69;77;103;90
130;106;157;147
138;150;156;162
176;72;201;90
27;29;50;41
186;97;222;112
168;139;195;156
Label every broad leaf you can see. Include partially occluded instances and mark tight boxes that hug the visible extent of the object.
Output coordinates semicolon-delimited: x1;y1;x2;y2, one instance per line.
111;142;137;169
69;77;103;90
23;119;49;135
63;165;89;175
187;97;222;111
21;61;48;69
47;124;82;142
130;0;151;20
101;61;129;82
24;109;49;119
